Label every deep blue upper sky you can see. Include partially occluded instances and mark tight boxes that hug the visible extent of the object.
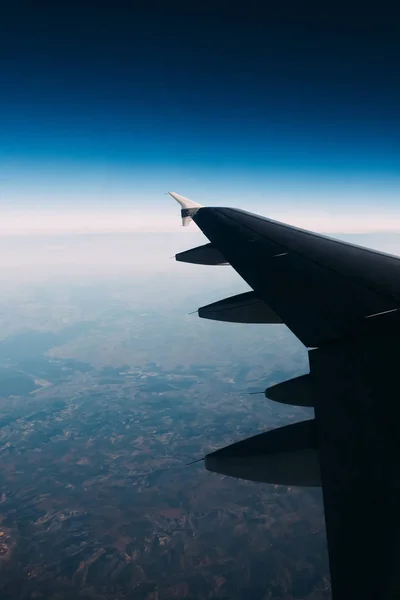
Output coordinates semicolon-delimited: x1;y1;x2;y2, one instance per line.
1;3;400;230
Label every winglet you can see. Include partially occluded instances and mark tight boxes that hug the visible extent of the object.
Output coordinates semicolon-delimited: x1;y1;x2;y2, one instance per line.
168;192;203;227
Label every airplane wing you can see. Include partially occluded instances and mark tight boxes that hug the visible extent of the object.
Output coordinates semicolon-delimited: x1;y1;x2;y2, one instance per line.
169;192;400;600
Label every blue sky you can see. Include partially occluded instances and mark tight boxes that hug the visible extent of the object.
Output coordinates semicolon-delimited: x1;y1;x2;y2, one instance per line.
1;4;400;234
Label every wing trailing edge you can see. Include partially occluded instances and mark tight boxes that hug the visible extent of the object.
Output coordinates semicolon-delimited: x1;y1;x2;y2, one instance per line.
175;243;227;265
265;373;315;407
205;419;320;487
198;291;283;324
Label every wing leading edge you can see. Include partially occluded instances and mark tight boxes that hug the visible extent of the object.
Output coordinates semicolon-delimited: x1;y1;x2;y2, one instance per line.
170;193;400;600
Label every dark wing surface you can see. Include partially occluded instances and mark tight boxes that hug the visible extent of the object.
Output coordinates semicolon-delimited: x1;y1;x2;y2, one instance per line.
193;207;400;347
186;205;400;600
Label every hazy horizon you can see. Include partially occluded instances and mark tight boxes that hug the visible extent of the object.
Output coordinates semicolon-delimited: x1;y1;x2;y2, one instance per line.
1;229;400;285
